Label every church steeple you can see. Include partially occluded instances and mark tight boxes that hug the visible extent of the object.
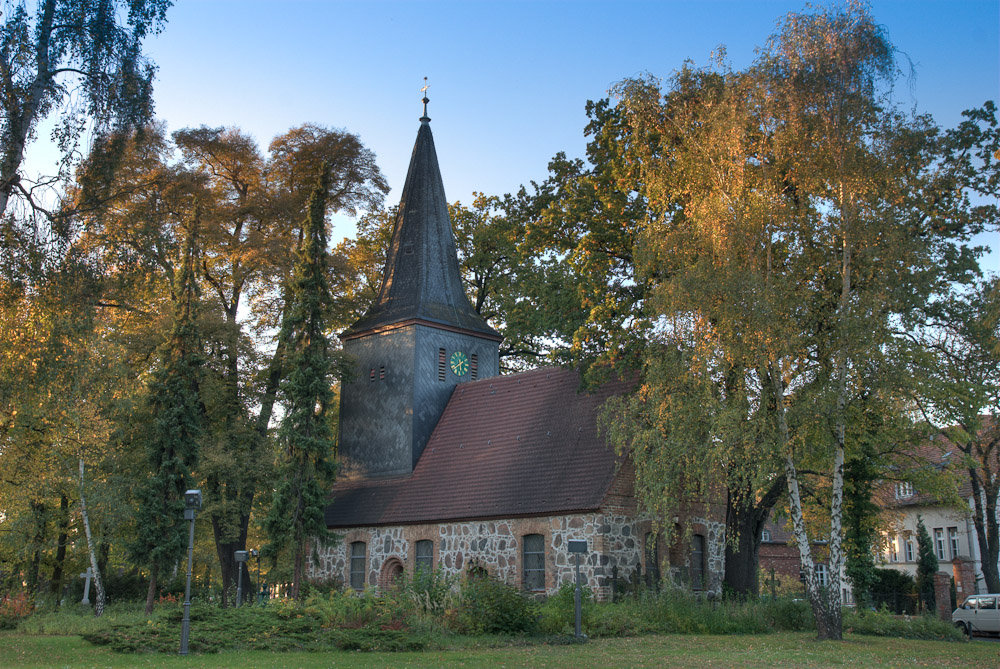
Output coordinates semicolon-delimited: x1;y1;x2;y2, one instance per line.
337;91;501;479
343;90;499;341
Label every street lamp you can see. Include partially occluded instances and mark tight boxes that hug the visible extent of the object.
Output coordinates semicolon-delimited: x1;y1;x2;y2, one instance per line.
250;549;260;604
180;489;201;656
234;550;249;607
568;539;588;639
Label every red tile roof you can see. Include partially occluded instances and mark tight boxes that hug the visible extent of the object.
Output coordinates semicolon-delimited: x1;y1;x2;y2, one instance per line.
324;366;633;528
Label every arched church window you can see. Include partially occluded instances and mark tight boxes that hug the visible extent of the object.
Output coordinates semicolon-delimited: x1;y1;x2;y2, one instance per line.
690;534;705;590
350;541;366;591
415;540;433;573
522;534;545;592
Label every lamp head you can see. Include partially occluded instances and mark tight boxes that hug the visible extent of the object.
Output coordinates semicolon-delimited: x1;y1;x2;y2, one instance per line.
184;489;202;510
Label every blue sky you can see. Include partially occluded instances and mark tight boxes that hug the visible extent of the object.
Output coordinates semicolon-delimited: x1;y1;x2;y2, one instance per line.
34;1;1000;263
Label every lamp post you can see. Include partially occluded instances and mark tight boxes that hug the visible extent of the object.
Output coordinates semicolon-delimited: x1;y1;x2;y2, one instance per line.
568;539;588;639
250;549;260;604
234;550;248;607
180;489;201;656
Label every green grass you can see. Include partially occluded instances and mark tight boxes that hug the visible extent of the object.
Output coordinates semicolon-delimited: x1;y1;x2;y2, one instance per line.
3;632;999;668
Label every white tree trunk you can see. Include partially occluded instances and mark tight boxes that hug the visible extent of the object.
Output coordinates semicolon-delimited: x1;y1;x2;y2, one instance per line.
79;458;106;617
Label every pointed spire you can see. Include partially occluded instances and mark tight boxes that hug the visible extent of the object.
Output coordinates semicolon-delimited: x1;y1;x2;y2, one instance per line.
342;103;499;341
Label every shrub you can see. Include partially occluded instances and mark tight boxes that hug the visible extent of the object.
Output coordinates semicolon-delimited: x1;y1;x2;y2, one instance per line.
844;609;963;641
537;580;593;635
0;591;33;630
399;567;455;614
451;573;538;635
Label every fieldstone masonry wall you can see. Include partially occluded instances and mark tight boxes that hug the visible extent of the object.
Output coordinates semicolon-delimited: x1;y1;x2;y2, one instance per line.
310;510;725;600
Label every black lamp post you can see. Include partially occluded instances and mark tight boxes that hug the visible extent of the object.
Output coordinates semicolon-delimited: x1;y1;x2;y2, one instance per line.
234;550;248;606
568;539;588;639
180;489;201;656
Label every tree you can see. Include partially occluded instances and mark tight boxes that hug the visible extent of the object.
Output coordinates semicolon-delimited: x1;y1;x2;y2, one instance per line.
128;217;203;615
263;171;338;600
0;0;172;270
607;3;983;638
905;102;1000;593
911;277;1000;591
915;515;938;611
69;121;388;605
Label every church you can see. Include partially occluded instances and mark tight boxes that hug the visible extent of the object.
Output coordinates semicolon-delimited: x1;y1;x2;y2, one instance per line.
308;96;725;600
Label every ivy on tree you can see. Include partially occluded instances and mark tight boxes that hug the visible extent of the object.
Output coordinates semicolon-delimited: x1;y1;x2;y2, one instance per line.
263;169;339;599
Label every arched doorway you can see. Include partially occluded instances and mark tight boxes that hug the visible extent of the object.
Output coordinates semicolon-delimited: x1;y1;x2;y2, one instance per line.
379;557;405;589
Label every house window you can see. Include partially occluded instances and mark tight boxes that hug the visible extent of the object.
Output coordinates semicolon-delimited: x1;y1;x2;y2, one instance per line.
949;527;959;559
350;541;366;591
415;540;433;573
934;528;945;560
816;563;829;588
470;353;478;380
644;532;660;587
905;537;914;562
762;530;771;542
522;534;545;591
889;536;898;562
895;482;914;499
438;348;446;381
690;534;706;590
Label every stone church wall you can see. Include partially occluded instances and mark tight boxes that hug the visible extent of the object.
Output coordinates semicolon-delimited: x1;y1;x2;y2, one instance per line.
310;510;648;601
310;510;727;600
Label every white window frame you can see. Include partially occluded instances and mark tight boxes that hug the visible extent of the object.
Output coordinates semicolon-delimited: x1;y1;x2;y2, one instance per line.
934;528;945;561
816;563;829;588
905;537;914;562
895;481;914;499
948;527;959;560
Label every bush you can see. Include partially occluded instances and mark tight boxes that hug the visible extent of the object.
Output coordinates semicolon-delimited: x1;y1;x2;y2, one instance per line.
844;609;963;641
0;592;33;630
451;573;538;635
537;581;593;635
81;600;434;653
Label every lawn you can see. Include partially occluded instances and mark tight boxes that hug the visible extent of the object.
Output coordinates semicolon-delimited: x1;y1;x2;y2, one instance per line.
4;632;999;668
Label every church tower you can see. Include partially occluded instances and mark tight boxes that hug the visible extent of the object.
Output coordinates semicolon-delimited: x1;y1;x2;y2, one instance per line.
338;92;502;479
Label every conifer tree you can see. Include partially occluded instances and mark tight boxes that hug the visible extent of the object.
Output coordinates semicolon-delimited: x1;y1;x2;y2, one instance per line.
915;515;939;611
129;215;204;614
264;169;338;599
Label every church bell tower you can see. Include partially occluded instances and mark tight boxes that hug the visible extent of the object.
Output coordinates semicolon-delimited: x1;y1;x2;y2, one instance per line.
338;90;502;479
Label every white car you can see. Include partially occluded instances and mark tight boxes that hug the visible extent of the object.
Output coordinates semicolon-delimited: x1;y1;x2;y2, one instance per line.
953;594;1000;637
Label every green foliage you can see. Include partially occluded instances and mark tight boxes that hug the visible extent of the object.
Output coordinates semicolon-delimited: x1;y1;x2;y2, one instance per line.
450;573;538;635
264;171;339;595
915;516;939;609
872;567;917;596
128;220;203;573
578;590;814;637
536;581;593;635
843;610;963;642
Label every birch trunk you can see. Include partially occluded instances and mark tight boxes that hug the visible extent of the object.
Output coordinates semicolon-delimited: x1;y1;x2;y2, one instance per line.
79;458;106;617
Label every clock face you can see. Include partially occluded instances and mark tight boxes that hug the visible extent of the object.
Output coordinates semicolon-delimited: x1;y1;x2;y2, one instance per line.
449;351;469;376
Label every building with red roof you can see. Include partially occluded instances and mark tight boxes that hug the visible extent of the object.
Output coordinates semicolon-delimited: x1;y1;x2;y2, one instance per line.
308;97;725;599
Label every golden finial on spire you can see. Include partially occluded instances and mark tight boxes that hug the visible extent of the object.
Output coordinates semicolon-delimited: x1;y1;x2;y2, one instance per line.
420;77;430;123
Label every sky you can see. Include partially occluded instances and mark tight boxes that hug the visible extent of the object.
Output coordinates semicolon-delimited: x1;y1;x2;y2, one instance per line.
27;0;1000;265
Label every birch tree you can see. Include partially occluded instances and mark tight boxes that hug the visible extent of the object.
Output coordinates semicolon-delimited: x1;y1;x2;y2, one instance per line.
612;3;983;638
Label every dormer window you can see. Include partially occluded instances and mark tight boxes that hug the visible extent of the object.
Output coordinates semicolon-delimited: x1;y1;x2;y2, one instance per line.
895;482;914;499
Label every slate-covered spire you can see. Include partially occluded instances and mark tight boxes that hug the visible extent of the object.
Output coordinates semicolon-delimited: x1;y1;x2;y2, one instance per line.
343;94;500;340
